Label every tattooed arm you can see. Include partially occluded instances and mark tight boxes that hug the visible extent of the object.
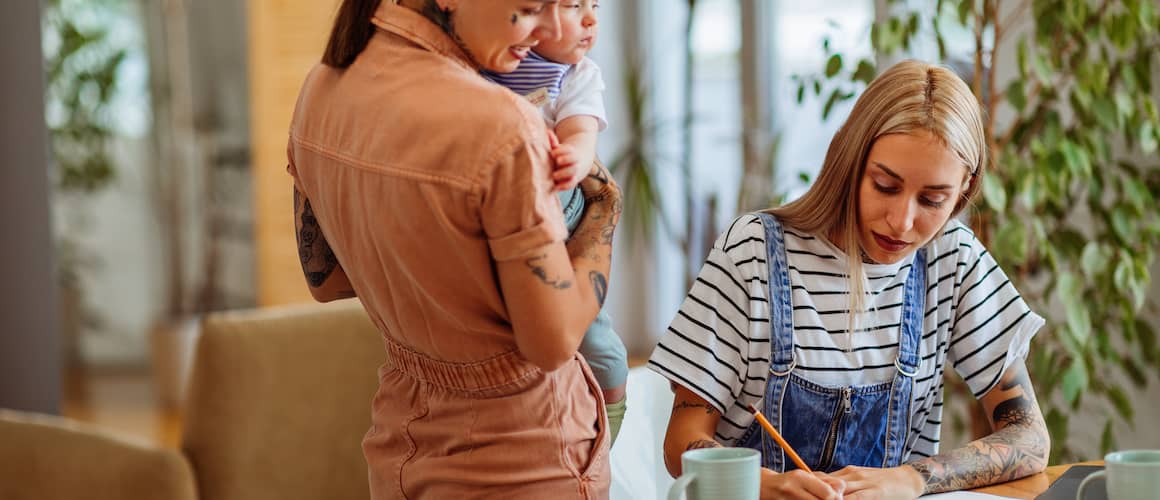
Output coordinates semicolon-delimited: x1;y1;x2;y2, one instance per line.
832;361;1049;498
907;360;1050;494
495;159;621;371
294;187;356;302
663;384;724;477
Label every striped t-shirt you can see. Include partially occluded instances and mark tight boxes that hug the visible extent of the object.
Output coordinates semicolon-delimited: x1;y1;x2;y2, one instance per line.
648;213;1044;460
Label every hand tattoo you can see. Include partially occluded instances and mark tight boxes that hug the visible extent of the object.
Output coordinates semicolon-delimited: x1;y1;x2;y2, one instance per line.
526;254;572;289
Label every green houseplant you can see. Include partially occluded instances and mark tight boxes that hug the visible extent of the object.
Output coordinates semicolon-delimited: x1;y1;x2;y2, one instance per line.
43;0;133;362
794;0;1160;462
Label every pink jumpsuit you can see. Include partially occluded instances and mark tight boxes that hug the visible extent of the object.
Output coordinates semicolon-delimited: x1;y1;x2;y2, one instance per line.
286;3;610;498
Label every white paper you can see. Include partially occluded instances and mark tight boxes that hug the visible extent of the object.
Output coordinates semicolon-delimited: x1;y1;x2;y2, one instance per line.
921;492;1021;500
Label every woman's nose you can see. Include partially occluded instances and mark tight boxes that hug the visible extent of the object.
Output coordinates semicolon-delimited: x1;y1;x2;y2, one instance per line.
887;199;916;234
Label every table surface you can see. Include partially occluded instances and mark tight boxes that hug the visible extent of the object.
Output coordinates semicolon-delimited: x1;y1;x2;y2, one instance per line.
970;461;1103;499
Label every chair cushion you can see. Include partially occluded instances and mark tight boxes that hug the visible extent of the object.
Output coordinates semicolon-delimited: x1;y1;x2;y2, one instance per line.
182;299;383;500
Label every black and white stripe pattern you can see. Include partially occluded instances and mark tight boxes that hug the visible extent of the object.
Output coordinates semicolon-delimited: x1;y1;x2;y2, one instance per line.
648;214;1044;459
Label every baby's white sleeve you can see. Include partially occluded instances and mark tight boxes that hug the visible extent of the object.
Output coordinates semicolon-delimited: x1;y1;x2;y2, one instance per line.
554;57;607;131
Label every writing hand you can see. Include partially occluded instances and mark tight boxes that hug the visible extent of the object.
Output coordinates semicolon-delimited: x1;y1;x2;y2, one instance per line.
760;467;845;500
831;465;924;500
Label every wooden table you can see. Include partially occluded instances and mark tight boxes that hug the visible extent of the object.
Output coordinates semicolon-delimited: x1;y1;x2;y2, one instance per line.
970;461;1103;499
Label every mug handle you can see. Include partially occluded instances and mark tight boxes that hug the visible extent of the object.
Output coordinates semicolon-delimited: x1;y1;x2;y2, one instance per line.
1075;470;1106;500
666;472;697;500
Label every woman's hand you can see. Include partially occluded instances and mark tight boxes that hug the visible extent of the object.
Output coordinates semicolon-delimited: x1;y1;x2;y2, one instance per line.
831;465;925;500
760;468;846;500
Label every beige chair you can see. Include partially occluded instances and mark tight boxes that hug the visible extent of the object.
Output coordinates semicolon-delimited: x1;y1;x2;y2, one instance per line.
182;299;384;500
0;299;384;500
0;409;198;500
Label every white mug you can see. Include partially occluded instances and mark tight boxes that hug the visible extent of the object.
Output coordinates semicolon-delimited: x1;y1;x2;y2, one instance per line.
1076;450;1160;500
667;447;761;500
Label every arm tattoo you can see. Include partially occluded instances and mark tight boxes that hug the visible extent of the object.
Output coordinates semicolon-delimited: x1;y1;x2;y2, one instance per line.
672;401;716;415
525;254;572;289
907;366;1049;494
589;271;607;306
588;165;611;185
686;439;723;451
295;189;340;288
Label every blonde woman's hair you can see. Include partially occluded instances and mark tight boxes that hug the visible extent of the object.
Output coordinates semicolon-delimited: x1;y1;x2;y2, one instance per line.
768;59;986;334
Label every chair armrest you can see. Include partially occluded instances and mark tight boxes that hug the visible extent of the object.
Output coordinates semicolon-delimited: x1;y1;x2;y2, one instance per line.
0;409;197;500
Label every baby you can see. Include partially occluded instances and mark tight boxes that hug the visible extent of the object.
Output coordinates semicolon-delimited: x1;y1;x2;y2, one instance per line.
484;0;628;445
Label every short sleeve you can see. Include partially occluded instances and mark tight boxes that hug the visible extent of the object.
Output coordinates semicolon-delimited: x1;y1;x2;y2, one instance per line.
648;229;758;415
286;136;306;193
480;137;568;261
947;234;1045;398
554;57;607;131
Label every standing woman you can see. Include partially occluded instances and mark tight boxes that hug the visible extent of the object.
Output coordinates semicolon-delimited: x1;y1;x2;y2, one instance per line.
651;60;1050;499
288;0;620;498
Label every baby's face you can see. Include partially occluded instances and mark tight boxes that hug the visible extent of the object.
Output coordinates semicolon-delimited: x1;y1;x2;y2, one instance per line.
534;0;598;65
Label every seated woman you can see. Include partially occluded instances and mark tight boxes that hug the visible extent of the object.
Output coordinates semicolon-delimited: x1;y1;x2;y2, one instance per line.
650;59;1049;499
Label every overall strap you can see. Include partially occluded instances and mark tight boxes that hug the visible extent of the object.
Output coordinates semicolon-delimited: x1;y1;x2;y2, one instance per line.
756;213;795;372
896;248;927;376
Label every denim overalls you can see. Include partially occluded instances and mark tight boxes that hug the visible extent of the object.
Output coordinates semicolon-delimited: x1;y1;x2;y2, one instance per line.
737;213;927;472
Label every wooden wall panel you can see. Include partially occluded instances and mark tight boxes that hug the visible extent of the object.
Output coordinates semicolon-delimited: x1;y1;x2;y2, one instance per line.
249;0;341;305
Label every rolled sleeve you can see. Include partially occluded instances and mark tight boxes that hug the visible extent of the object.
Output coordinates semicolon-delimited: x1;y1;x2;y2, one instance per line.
481;138;567;261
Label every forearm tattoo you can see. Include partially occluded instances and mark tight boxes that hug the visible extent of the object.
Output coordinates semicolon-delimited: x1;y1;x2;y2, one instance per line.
295;189;340;288
672;401;717;415
589;271;607;306
907;366;1049;494
686;439;723;451
525;254;572;289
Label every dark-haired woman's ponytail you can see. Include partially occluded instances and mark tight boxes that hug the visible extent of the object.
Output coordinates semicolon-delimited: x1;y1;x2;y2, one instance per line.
322;0;383;68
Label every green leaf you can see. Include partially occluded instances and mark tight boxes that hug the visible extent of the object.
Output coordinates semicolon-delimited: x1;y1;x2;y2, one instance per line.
1114;91;1135;123
1065;304;1092;347
1138;320;1158;364
1032;51;1053;85
982;173;1007;211
1045;408;1069;447
1122;176;1152;211
1061;361;1088;406
1056;271;1083;311
995;222;1028;263
957;0;973;26
1100;420;1117;455
1106;386;1135;422
1140;0;1155;31
1094;97;1118;130
1111;206;1135;241
1140;122;1158;154
1006;80;1027;112
822;88;842;120
1017;38;1029;79
1122;356;1149;386
1059;140;1090;176
825;54;843;78
796;83;805;104
853;59;876;85
1080;242;1106;279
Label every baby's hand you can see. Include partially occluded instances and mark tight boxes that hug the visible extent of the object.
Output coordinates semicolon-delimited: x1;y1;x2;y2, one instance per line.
550;142;586;192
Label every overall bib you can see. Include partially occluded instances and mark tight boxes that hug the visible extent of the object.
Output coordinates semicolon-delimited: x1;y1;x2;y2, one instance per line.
737;213;926;472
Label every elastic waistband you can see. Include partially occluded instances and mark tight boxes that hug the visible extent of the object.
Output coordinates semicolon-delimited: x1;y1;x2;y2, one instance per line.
381;335;542;396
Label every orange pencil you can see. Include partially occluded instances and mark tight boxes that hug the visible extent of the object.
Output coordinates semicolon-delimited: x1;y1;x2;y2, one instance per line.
747;403;812;472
